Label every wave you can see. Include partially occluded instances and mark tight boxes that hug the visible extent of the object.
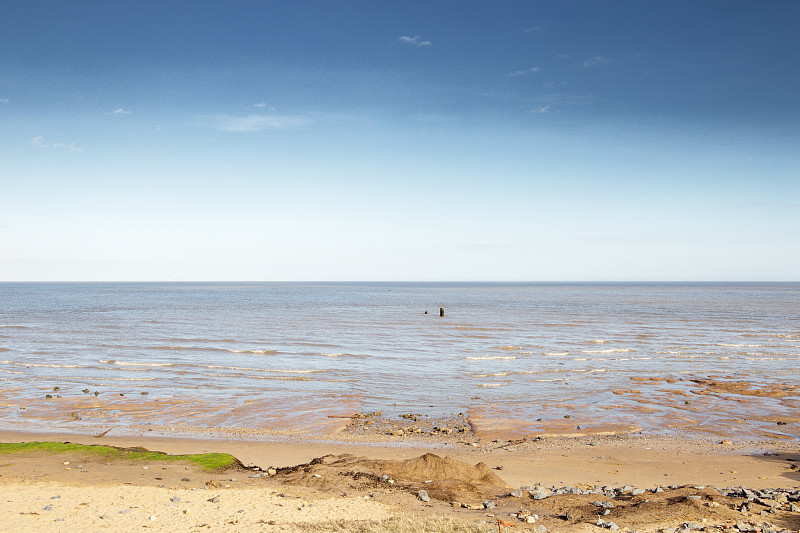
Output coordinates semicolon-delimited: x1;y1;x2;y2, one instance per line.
580;348;635;354
162;338;237;343
466;355;517;360
587;339;608;344
477;383;508;388
718;343;765;348
0;325;30;329
543;351;569;356
101;360;174;367
496;345;518;351
200;365;323;374
0;348;8;352
148;345;276;355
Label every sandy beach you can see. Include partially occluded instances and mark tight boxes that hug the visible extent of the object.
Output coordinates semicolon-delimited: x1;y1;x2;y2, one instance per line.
1;428;798;532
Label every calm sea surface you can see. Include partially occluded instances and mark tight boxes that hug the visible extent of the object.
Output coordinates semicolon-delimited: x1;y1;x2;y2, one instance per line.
1;282;798;439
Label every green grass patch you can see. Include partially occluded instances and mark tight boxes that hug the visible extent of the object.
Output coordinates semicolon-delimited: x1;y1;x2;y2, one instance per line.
0;441;241;471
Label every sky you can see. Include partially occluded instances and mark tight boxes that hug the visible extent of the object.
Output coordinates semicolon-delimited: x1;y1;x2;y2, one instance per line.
1;1;798;282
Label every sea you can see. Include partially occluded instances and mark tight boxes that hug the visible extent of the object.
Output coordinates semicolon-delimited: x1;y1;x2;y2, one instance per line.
1;282;798;440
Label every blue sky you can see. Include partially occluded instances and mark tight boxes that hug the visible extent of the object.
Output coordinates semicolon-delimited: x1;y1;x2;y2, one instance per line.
1;1;798;281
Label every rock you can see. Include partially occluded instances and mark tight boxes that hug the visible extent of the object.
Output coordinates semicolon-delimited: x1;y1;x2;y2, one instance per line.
654;487;664;493
483;500;496;510
534;525;547;532
43;505;52;511
685;522;704;530
790;503;800;512
181;477;191;482
418;490;430;502
207;497;220;503
593;500;615;509
530;488;551;500
632;488;646;495
267;468;277;476
687;495;702;501
608;523;619;531
509;489;524;498
170;496;180;503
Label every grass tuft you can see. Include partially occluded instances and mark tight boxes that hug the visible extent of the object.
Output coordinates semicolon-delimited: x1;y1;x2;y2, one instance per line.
0;441;241;471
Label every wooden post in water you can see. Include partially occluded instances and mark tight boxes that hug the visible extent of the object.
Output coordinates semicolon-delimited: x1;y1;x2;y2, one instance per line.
439;307;444;317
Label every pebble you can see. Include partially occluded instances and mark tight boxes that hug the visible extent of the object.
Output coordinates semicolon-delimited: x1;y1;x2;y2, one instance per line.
170;496;180;503
632;488;646;495
687;495;702;501
483;500;496;510
509;489;524;498
418;490;430;502
43;505;52;511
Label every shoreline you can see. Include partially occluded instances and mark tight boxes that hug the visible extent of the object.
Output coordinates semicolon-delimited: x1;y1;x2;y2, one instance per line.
2;428;799;532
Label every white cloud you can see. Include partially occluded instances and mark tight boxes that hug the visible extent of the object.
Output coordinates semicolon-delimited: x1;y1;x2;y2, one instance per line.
509;67;541;77
0;98;9;104
31;136;82;152
523;25;544;33
531;105;550;114
397;35;431;47
52;142;83;152
555;53;570;60
583;55;615;68
205;114;310;132
106;108;131;115
253;102;266;108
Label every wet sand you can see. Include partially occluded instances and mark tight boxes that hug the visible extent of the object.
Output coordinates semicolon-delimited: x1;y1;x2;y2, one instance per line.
1;428;799;532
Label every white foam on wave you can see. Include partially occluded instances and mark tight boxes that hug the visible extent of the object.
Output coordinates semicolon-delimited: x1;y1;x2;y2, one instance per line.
202;364;322;374
466;355;517;360
588;339;608;344
0;325;30;329
16;362;87;368
581;348;634;354
718;343;764;348
227;349;277;355
544;351;570;356
477;382;507;388
102;360;174;367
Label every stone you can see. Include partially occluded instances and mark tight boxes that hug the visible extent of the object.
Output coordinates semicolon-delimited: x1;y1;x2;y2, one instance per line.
789;503;800;512
483;500;496;510
632;488;646;495
267;468;277;476
418;490;430;502
509;489;524;498
687;495;702;501
530;488;550;500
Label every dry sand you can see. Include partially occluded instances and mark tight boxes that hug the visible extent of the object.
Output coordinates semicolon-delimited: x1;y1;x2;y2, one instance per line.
1;429;799;532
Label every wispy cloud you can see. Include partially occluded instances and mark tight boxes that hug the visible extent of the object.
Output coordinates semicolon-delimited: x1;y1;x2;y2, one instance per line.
31;136;83;152
253;102;266;108
555;53;570;60
203;114;310;132
397;35;431;47
523;25;544;33
583;55;615;68
531;106;550;114
509;67;541;77
0;98;9;104
105;107;131;115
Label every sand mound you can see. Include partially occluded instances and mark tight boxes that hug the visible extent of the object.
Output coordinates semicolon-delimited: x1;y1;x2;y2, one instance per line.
273;452;508;503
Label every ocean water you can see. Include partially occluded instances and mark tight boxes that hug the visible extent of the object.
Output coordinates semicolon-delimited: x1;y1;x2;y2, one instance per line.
1;282;798;439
